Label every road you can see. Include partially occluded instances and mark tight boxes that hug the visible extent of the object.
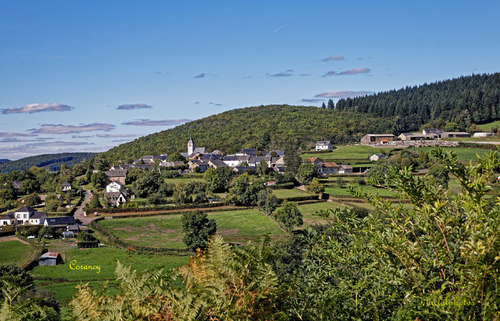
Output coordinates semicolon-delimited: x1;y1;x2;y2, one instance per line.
74;186;98;225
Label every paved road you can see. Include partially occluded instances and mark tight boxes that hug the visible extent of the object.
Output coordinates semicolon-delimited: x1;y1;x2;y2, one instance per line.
74;186;98;226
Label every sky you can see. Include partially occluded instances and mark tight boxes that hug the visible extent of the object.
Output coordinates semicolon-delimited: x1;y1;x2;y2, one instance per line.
1;0;500;160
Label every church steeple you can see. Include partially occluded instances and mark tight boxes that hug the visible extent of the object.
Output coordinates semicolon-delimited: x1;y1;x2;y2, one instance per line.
188;133;195;155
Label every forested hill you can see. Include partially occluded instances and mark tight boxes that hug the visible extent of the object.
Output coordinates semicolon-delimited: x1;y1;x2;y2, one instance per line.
336;72;500;132
104;105;394;161
0;152;96;173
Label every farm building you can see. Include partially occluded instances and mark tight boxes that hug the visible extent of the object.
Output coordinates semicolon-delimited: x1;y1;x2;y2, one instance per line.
441;132;471;138
360;134;395;144
38;252;62;266
473;132;494;137
315;141;332;151
398;133;436;141
370;153;386;161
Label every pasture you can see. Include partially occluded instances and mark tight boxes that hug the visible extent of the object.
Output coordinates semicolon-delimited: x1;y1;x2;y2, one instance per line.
0;239;35;266
99;209;286;248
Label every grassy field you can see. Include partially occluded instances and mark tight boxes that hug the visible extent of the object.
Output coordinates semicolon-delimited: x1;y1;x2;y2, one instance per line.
0;240;36;266
32;246;189;305
325;185;399;197
478;120;500;131
302;145;400;160
99;209;286;248
408;147;494;162
164;177;204;184
273;188;314;199
297;201;348;227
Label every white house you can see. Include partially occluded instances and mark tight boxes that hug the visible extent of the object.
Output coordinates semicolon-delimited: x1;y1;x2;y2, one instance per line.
222;155;250;167
338;165;353;174
370;153;386;161
61;181;72;191
106;181;125;193
0;206;47;226
315;141;332;151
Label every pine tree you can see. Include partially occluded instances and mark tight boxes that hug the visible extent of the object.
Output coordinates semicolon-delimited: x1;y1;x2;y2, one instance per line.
327;99;334;110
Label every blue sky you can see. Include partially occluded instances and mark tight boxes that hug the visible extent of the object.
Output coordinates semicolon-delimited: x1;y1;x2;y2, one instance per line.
1;0;500;159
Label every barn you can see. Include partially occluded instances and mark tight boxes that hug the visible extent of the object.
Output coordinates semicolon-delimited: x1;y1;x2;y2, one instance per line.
38;252;62;266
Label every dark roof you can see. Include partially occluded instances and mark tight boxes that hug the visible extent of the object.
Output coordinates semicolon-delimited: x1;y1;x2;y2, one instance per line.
61;181;71;186
316;141;331;145
373;153;385;157
45;216;76;226
0;213;15;220
209;160;228;167
31;212;47;219
16;206;35;213
223;155;250;161
234;166;256;172
200;153;222;160
240;148;257;156
105;170;127;177
12;181;23;190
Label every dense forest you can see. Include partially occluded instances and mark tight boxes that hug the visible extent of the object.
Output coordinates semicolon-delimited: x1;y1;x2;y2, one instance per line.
336;72;500;132
104;105;394;162
0;152;95;174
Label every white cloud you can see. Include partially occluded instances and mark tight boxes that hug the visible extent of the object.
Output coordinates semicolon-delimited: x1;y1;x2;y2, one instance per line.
314;90;374;99
2;103;74;114
30;123;115;134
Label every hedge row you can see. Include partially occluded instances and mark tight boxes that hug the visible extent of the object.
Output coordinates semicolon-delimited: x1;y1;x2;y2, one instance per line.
268;182;295;190
281;195;321;202
458;142;500;150
77;241;99;248
97;202;228;214
90;220;191;256
110;206;252;219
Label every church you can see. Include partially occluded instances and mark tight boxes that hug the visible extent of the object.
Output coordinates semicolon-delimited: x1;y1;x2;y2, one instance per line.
185;134;207;157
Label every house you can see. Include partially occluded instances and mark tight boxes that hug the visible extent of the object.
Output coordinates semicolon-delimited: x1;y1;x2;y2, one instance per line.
208;159;229;168
104;192;127;206
315;141;332;151
61;181;72;191
188;160;210;173
320;162;339;175
0;206;47;226
162;161;185;168
104;170;127;185
238;148;258;156
223;155;250;167
4;181;24;193
370;153;386;162
307;157;323;167
207;198;222;204
422;128;445;136
441;132;471;138
38;252;62;266
473;132;494;137
338;165;353;174
360;134;395;144
44;216;77;228
106;181;125;193
265;150;285;157
398;133;435;141
37;194;63;206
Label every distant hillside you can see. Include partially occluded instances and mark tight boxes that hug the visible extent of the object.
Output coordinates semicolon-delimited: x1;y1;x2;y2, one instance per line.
104;104;394;162
0;153;96;173
336;72;500;132
0;159;10;164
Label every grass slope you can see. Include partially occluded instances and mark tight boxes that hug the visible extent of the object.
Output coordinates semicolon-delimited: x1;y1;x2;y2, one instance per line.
104;105;394;162
0;240;35;266
99;209;286;248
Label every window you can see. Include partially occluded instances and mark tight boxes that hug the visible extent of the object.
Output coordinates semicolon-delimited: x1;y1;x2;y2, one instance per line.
17;214;20;218
24;214;27;218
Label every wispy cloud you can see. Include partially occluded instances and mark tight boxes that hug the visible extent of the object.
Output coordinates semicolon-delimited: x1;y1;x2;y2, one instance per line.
121;119;191;126
0;137;51;143
337;68;371;75
155;71;169;75
2;103;74;114
0;132;38;138
195;73;206;78
96;134;140;138
111;139;135;143
72;135;93;139
314;90;374;99
32;141;93;147
320;55;345;62
117;103;152;110
301;98;325;103
322;71;337;77
208;102;223;106
270;72;292;77
29;123;115;134
300;74;311;77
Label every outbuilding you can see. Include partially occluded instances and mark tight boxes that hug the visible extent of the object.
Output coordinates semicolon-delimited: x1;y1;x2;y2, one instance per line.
38;252;62;266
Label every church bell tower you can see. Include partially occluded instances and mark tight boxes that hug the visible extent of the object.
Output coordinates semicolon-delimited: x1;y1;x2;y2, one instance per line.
187;133;195;155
